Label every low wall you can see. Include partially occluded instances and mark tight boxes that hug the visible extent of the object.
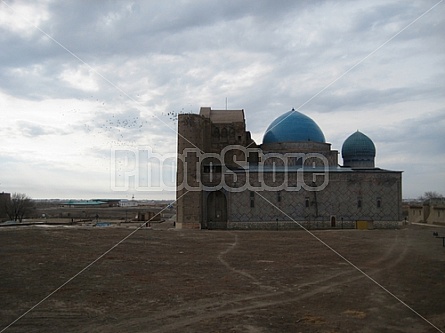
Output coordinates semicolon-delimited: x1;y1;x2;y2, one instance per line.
227;220;356;230
373;220;400;229
205;220;400;230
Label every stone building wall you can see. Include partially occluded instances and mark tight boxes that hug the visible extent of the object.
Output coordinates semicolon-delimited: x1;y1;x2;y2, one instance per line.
222;170;401;226
408;205;424;223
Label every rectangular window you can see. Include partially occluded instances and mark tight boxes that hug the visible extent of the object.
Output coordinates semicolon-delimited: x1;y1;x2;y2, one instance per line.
377;198;381;208
277;191;281;203
250;191;255;208
305;197;310;208
357;198;362;208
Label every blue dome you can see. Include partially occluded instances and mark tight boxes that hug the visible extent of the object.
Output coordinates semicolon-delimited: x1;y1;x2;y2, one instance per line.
262;109;326;144
342;131;376;159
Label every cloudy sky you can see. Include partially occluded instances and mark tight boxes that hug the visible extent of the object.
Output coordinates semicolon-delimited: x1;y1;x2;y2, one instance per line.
0;0;444;200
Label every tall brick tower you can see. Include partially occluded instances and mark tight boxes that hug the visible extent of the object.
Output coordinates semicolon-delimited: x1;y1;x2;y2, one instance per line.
176;107;253;229
176;113;207;229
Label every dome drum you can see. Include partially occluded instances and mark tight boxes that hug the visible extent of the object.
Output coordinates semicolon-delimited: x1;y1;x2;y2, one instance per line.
261;141;331;153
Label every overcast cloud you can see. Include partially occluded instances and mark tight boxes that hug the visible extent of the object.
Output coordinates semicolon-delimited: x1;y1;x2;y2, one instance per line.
0;0;444;200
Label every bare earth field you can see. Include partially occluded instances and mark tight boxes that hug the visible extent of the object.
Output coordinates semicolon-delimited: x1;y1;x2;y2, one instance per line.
1;223;444;333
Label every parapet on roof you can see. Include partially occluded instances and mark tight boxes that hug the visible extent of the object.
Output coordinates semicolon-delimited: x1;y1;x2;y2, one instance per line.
200;107;245;124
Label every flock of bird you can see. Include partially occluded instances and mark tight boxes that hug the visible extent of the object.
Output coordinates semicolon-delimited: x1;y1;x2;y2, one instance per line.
79;103;193;146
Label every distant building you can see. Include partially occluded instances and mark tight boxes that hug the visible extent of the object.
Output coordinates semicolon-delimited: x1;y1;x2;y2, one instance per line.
93;199;121;207
135;211;161;222
176;107;403;230
59;200;109;208
408;198;445;225
120;200;138;207
0;192;11;221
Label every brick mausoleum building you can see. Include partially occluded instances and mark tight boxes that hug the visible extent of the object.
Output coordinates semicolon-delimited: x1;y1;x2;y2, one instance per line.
176;107;402;230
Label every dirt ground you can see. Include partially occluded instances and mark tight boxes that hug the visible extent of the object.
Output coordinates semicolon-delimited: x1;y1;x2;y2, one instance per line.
0;223;444;333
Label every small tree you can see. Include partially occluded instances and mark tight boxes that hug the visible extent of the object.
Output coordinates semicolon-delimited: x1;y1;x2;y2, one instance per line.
419;191;444;202
5;193;35;222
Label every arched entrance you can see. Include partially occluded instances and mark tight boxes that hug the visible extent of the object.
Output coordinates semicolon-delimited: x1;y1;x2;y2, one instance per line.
207;191;227;229
330;216;336;228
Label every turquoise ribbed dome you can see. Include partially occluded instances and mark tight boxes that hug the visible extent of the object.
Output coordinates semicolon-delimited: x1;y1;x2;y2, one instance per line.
342;131;376;159
262;109;326;144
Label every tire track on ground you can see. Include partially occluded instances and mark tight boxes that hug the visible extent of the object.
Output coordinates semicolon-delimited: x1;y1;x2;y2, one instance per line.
216;232;273;290
91;231;412;333
148;269;375;333
146;231;411;333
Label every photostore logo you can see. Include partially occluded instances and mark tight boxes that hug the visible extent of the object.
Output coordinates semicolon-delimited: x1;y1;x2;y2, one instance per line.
111;146;329;192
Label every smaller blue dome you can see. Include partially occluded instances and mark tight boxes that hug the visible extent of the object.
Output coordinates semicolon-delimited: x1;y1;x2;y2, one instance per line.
263;109;326;144
342;131;376;159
